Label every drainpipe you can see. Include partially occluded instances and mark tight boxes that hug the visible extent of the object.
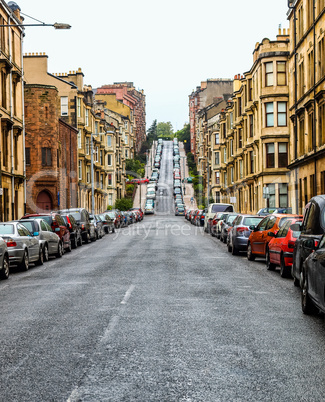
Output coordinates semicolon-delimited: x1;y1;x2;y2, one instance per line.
8;19;15;220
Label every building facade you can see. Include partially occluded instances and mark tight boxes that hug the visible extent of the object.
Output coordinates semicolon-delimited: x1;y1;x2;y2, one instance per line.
0;2;25;221
287;0;325;213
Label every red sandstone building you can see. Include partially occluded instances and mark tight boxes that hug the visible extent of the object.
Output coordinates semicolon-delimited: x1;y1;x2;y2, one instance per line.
96;82;146;153
24;84;78;213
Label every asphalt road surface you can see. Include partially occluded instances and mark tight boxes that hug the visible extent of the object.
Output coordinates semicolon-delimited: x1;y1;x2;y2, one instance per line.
1;142;325;401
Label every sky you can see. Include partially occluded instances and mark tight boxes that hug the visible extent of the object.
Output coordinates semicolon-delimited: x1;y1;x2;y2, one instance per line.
15;0;290;132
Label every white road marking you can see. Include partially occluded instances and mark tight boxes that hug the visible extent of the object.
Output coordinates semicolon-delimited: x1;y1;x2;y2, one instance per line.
121;284;135;304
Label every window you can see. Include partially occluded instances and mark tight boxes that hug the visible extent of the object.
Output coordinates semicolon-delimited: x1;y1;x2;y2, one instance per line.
1;69;7;108
223;147;227;163
230;139;233;156
25;147;30;166
231;167;234;183
86;137;90;155
249;115;254;137
107;135;112;147
125;149;128;158
265;62;273;86
250;151;254;174
266;215;276;230
85;108;89;126
125;135;128;145
100;151;103;165
78;130;82;149
278;143;288;168
78;160;82;180
277;102;287;126
107;154;112;166
215;133;219;145
215;152;220;165
108;174;112;186
86;165;90;183
224;172;228;187
77;97;81;118
95;147;98;162
230;113;233;129
266;143;275;168
238;128;242;148
215;172;220;185
60;96;68;116
277;62;286;86
265;103;274;127
41;148;52;166
108;193;113;206
239;159;243;179
267;184;276;208
279;183;288;207
248;79;252;101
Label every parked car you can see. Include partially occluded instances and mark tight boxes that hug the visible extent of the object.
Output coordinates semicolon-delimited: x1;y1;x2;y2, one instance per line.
204;203;235;232
21;212;71;252
60;214;82;248
291;195;325;287
220;214;238;243
0;237;9;279
57;208;94;243
227;214;264;255
129;207;144;220
0;222;43;270
89;214;105;239
266;217;302;277
247;213;303;262
175;205;185;216
301;234;325;314
145;203;155;214
98;212;115;234
19;218;61;261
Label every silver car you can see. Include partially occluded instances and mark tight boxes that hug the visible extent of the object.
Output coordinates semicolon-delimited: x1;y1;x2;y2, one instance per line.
19;218;61;261
0;222;41;270
0;238;9;280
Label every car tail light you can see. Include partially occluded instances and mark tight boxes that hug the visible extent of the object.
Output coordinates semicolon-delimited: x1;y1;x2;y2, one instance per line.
315;240;319;248
288;240;295;249
81;224;85;230
67;218;72;229
5;238;17;247
236;226;246;234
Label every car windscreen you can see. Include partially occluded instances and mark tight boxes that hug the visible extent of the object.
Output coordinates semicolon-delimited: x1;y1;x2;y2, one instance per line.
0;224;14;234
211;204;233;213
243;217;264;227
69;212;81;221
20;221;34;232
35;216;52;226
227;215;238;224
106;212;115;219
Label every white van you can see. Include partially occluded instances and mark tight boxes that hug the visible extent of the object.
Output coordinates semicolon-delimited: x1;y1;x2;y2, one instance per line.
204;203;235;231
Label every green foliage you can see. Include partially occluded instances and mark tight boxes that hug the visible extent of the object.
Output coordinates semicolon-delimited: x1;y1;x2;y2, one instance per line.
126;158;145;178
198;204;205;210
186;152;198;176
157;121;173;137
115;198;133;211
175;124;190;153
107;205;112;210
126;184;135;197
147;119;157;142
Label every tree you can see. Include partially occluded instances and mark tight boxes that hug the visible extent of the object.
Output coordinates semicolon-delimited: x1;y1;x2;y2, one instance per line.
175;124;190;153
147;119;157;142
157;121;173;138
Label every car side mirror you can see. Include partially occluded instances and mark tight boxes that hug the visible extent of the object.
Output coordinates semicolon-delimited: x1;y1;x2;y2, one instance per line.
54;228;60;232
33;232;39;236
268;232;275;237
249;225;256;231
290;223;301;231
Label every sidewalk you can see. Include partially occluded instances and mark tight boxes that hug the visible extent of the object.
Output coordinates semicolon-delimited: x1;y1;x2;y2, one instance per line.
133;143;155;210
179;142;197;210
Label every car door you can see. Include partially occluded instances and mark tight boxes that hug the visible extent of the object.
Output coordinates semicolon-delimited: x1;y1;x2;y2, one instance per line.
309;236;325;308
17;224;39;260
263;216;277;255
40;220;56;254
252;217;269;255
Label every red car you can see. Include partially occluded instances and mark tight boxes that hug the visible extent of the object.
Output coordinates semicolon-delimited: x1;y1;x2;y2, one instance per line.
266;218;302;277
20;212;71;253
128;178;149;184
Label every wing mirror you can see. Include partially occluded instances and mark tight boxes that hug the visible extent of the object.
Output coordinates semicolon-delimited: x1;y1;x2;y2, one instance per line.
33;232;39;236
249;225;256;231
267;232;275;237
290;223;301;231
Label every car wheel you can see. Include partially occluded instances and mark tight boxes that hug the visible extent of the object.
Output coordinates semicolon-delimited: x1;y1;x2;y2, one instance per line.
20;250;29;271
72;235;78;249
280;254;290;278
56;242;63;258
78;234;83;247
266;249;276;271
84;232;90;244
43;244;49;262
301;270;318;315
37;247;44;265
247;243;255;261
227;242;232;253
111;227;115;234
0;255;9;279
232;244;239;256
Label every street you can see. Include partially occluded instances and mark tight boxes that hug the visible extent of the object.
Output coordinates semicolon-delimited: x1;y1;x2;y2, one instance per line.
1;142;325;401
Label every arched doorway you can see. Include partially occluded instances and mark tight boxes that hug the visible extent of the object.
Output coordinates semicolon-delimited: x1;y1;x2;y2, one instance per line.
36;190;53;212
